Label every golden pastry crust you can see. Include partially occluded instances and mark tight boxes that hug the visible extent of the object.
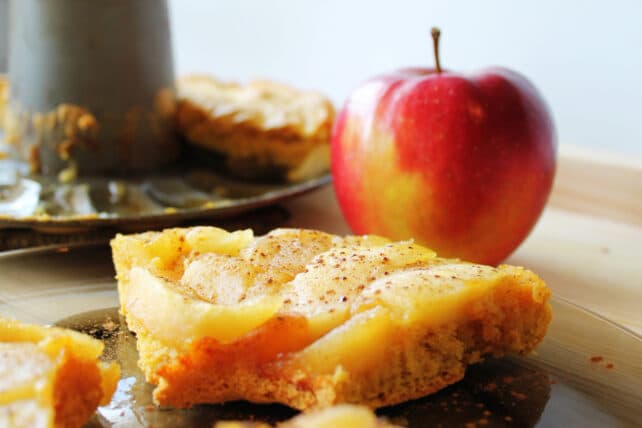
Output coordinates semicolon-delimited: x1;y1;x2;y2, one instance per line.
176;75;334;182
111;227;551;411
0;318;120;428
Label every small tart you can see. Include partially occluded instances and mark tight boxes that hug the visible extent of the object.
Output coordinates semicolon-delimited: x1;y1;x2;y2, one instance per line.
176;75;334;182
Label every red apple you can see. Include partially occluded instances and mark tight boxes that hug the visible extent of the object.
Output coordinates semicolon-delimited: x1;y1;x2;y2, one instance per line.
331;29;556;265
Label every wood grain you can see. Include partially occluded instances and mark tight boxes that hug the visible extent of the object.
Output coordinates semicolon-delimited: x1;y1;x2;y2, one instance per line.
549;145;642;227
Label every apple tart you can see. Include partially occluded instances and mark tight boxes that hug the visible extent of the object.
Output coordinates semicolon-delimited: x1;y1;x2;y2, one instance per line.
0;318;120;428
176;75;334;182
111;226;551;410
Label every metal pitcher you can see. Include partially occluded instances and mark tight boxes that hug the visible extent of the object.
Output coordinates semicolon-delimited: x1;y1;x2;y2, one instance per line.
6;0;179;176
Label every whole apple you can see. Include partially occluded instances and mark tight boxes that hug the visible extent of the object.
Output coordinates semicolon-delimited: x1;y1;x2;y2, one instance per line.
331;29;556;265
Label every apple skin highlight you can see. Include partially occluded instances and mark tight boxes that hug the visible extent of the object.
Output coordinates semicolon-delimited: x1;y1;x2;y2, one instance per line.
331;67;556;265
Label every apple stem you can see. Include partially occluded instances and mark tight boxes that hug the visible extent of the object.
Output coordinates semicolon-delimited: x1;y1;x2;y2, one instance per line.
431;27;442;73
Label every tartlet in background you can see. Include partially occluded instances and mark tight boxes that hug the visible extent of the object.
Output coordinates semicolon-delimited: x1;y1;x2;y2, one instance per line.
176;75;334;182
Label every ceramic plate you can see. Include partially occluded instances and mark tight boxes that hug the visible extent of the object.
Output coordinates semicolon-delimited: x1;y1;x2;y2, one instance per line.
1;245;641;427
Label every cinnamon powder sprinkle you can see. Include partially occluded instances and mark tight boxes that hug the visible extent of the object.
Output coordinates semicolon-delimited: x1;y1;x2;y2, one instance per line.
483;383;497;392
510;391;527;400
590;356;604;363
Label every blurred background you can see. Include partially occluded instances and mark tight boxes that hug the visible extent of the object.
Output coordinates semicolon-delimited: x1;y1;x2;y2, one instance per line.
1;0;640;157
169;0;642;157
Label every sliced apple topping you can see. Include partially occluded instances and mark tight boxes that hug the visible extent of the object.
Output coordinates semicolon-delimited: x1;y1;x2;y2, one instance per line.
117;228;443;348
279;241;438;334
112;227;254;283
184;227;254;257
355;263;501;325
123;267;282;348
291;306;396;375
239;228;337;289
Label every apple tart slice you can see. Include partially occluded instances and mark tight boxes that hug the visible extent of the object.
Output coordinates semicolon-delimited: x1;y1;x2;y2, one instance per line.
0;318;120;428
111;226;551;410
176;75;334;182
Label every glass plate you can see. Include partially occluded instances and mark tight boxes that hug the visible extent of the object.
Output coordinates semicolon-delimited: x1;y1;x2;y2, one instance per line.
0;132;331;233
1;245;640;427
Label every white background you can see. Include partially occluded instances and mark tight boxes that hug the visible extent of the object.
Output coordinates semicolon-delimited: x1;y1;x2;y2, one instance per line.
169;0;642;158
